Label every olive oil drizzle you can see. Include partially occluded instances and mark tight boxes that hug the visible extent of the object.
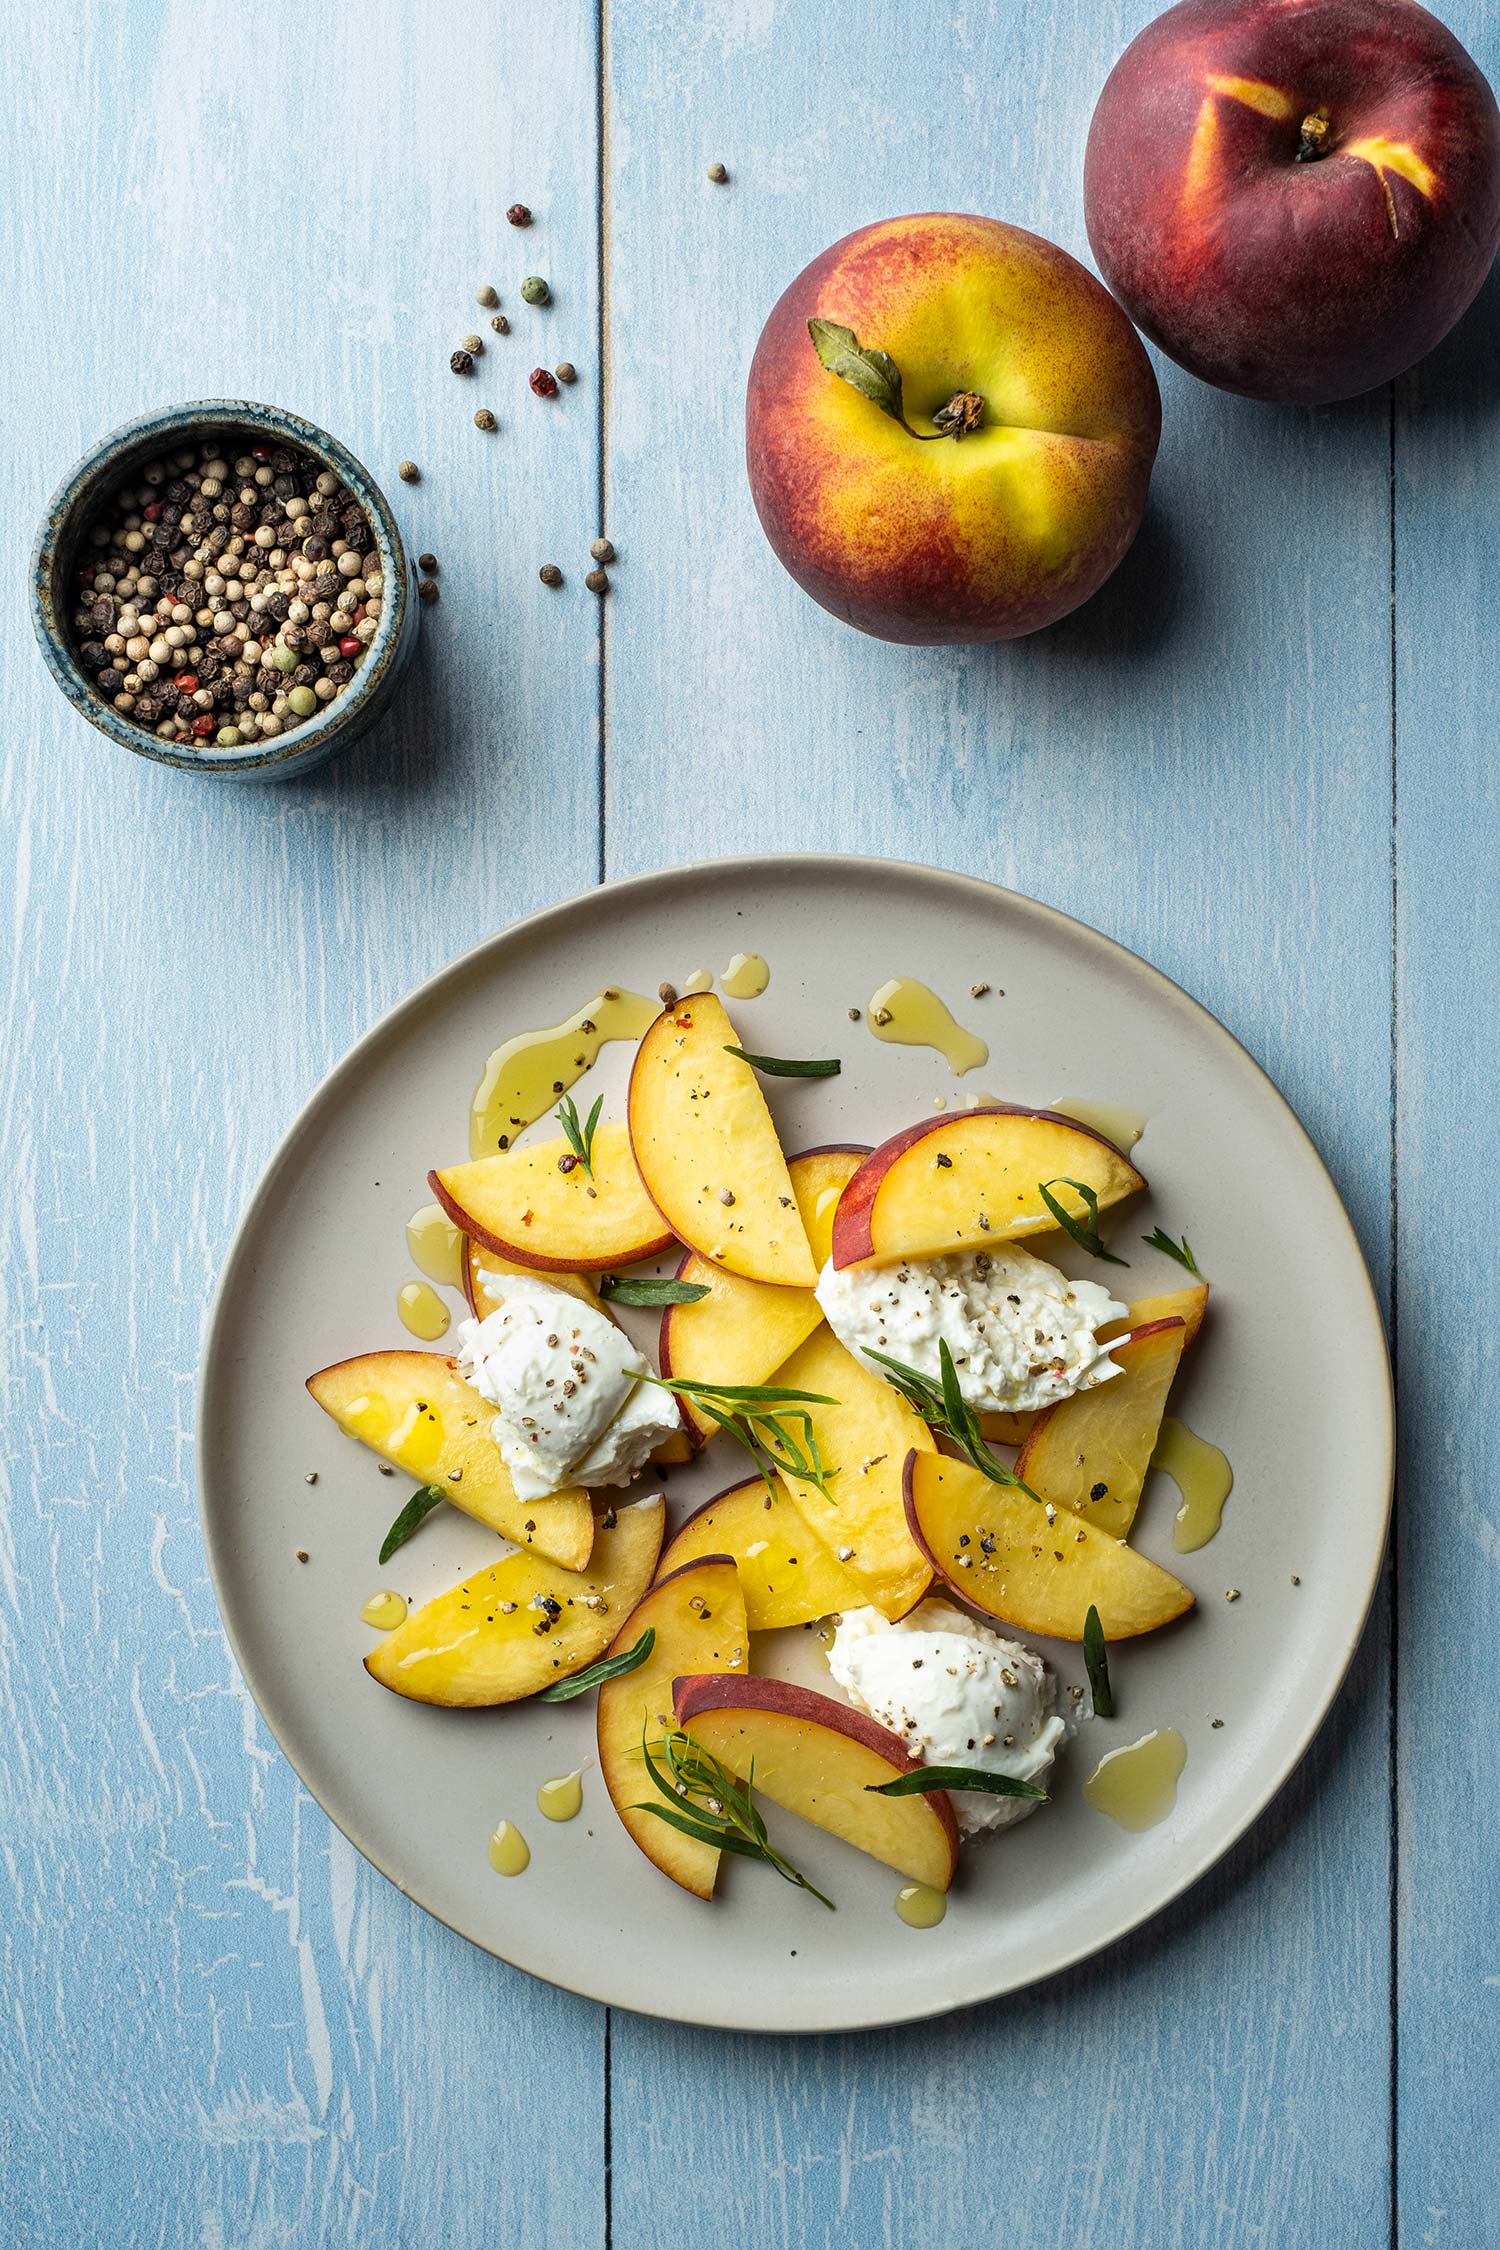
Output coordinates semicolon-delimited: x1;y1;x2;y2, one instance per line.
865;978;989;1075
1050;1098;1147;1153
469;988;659;1157
1083;1729;1187;1830
396;1279;450;1340
1154;1416;1235;1552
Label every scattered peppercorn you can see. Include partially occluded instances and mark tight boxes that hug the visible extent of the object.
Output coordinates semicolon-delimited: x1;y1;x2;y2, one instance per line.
530;367;559;397
491;313;510;335
555;361;577;383
590;537;615;563
707;162;729;183
398;460;420;483
296;1549;310;1563
659;982;678;1004
304;1472;317;1485
520;276;551;306
418;553;438;573
474;408;497;431
477;284;500;308
508;203;533;227
450;349;475;375
585;568;609;593
848;1007;861;1020
971;982;991;997
461;334;484;354
539;564;563;587
418;578;440;604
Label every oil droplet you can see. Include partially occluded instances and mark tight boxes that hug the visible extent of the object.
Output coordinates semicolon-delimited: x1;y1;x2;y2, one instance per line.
1050;1098;1147;1153
1083;1728;1187;1830
405;1201;466;1287
1155;1416;1235;1552
470;988;659;1158
720;951;769;999
537;1770;584;1822
895;1882;948;1928
866;978;988;1076
397;1279;451;1341
681;966;713;994
488;1821;531;1876
360;1589;408;1631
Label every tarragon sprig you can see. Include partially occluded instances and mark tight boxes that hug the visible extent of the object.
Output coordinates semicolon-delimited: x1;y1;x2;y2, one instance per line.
634;1371;838;1502
1141;1227;1200;1277
862;1338;1044;1502
557;1091;603;1177
1038;1176;1130;1266
1083;1603;1114;1717
634;1727;835;1909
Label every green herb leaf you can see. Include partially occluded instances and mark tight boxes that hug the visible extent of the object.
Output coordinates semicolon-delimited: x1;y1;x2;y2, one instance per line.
1038;1176;1131;1266
862;1341;1043;1502
633;1726;836;1909
599;1274;712;1307
634;1371;839;1503
808;318;914;432
1084;1603;1114;1717
1141;1227;1200;1276
557;1091;603;1178
723;1045;842;1079
538;1626;656;1702
378;1483;446;1564
867;1765;1047;1803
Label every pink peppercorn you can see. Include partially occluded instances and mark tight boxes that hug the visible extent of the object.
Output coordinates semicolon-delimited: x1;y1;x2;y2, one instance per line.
338;635;360;657
529;367;558;398
191;714;215;739
143;502;162;521
176;673;199;694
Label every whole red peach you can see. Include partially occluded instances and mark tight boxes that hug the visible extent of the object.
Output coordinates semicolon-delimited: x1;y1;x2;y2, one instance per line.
1085;0;1500;403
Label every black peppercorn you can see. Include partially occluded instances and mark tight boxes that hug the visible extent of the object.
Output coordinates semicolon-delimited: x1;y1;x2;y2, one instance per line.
450;348;475;375
418;552;437;574
418;577;440;604
292;662;319;687
79;639;105;669
539;564;563;586
325;659;354;685
507;202;532;226
97;667;122;694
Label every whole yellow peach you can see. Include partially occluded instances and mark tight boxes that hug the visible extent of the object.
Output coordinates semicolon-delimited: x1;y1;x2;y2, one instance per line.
746;213;1161;644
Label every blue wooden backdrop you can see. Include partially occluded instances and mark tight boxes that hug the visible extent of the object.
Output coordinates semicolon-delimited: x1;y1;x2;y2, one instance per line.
2;1;1492;2242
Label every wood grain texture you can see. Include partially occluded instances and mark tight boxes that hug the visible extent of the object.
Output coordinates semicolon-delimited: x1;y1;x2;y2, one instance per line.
4;0;1476;2238
604;2;1394;2246
1394;70;1500;2244
1;6;607;2245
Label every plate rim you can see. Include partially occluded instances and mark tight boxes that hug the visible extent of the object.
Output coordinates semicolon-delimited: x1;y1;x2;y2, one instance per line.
195;850;1394;2033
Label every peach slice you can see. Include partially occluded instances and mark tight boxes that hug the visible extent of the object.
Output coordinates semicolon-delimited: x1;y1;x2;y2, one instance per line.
431;1121;674;1273
763;1325;933;1619
660;1146;866;1444
1016;1316;1189;1538
904;1450;1193;1641
658;1473;869;1631
597;1556;749;1899
365;1494;664;1707
306;1350;593;1570
979;1409;1037;1448
830;1105;1145;1268
1099;1280;1209;1347
464;1238;602;1317
673;1674;959;1889
627;995;817;1286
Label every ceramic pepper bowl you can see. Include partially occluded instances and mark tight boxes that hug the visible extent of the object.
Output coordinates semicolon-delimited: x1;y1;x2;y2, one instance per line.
30;398;420;781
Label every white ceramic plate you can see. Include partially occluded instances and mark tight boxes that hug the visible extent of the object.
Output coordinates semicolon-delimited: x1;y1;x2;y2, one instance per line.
197;855;1392;2033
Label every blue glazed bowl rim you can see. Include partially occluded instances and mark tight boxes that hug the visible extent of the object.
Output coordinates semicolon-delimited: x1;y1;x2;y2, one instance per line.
30;398;413;778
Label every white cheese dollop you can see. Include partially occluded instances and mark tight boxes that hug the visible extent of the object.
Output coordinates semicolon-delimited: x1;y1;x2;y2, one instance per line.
828;1601;1065;1837
455;1272;680;1501
815;1243;1127;1414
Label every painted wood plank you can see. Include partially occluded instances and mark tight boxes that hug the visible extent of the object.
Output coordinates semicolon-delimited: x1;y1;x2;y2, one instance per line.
1393;21;1500;2230
603;2;1394;2244
0;6;607;2245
